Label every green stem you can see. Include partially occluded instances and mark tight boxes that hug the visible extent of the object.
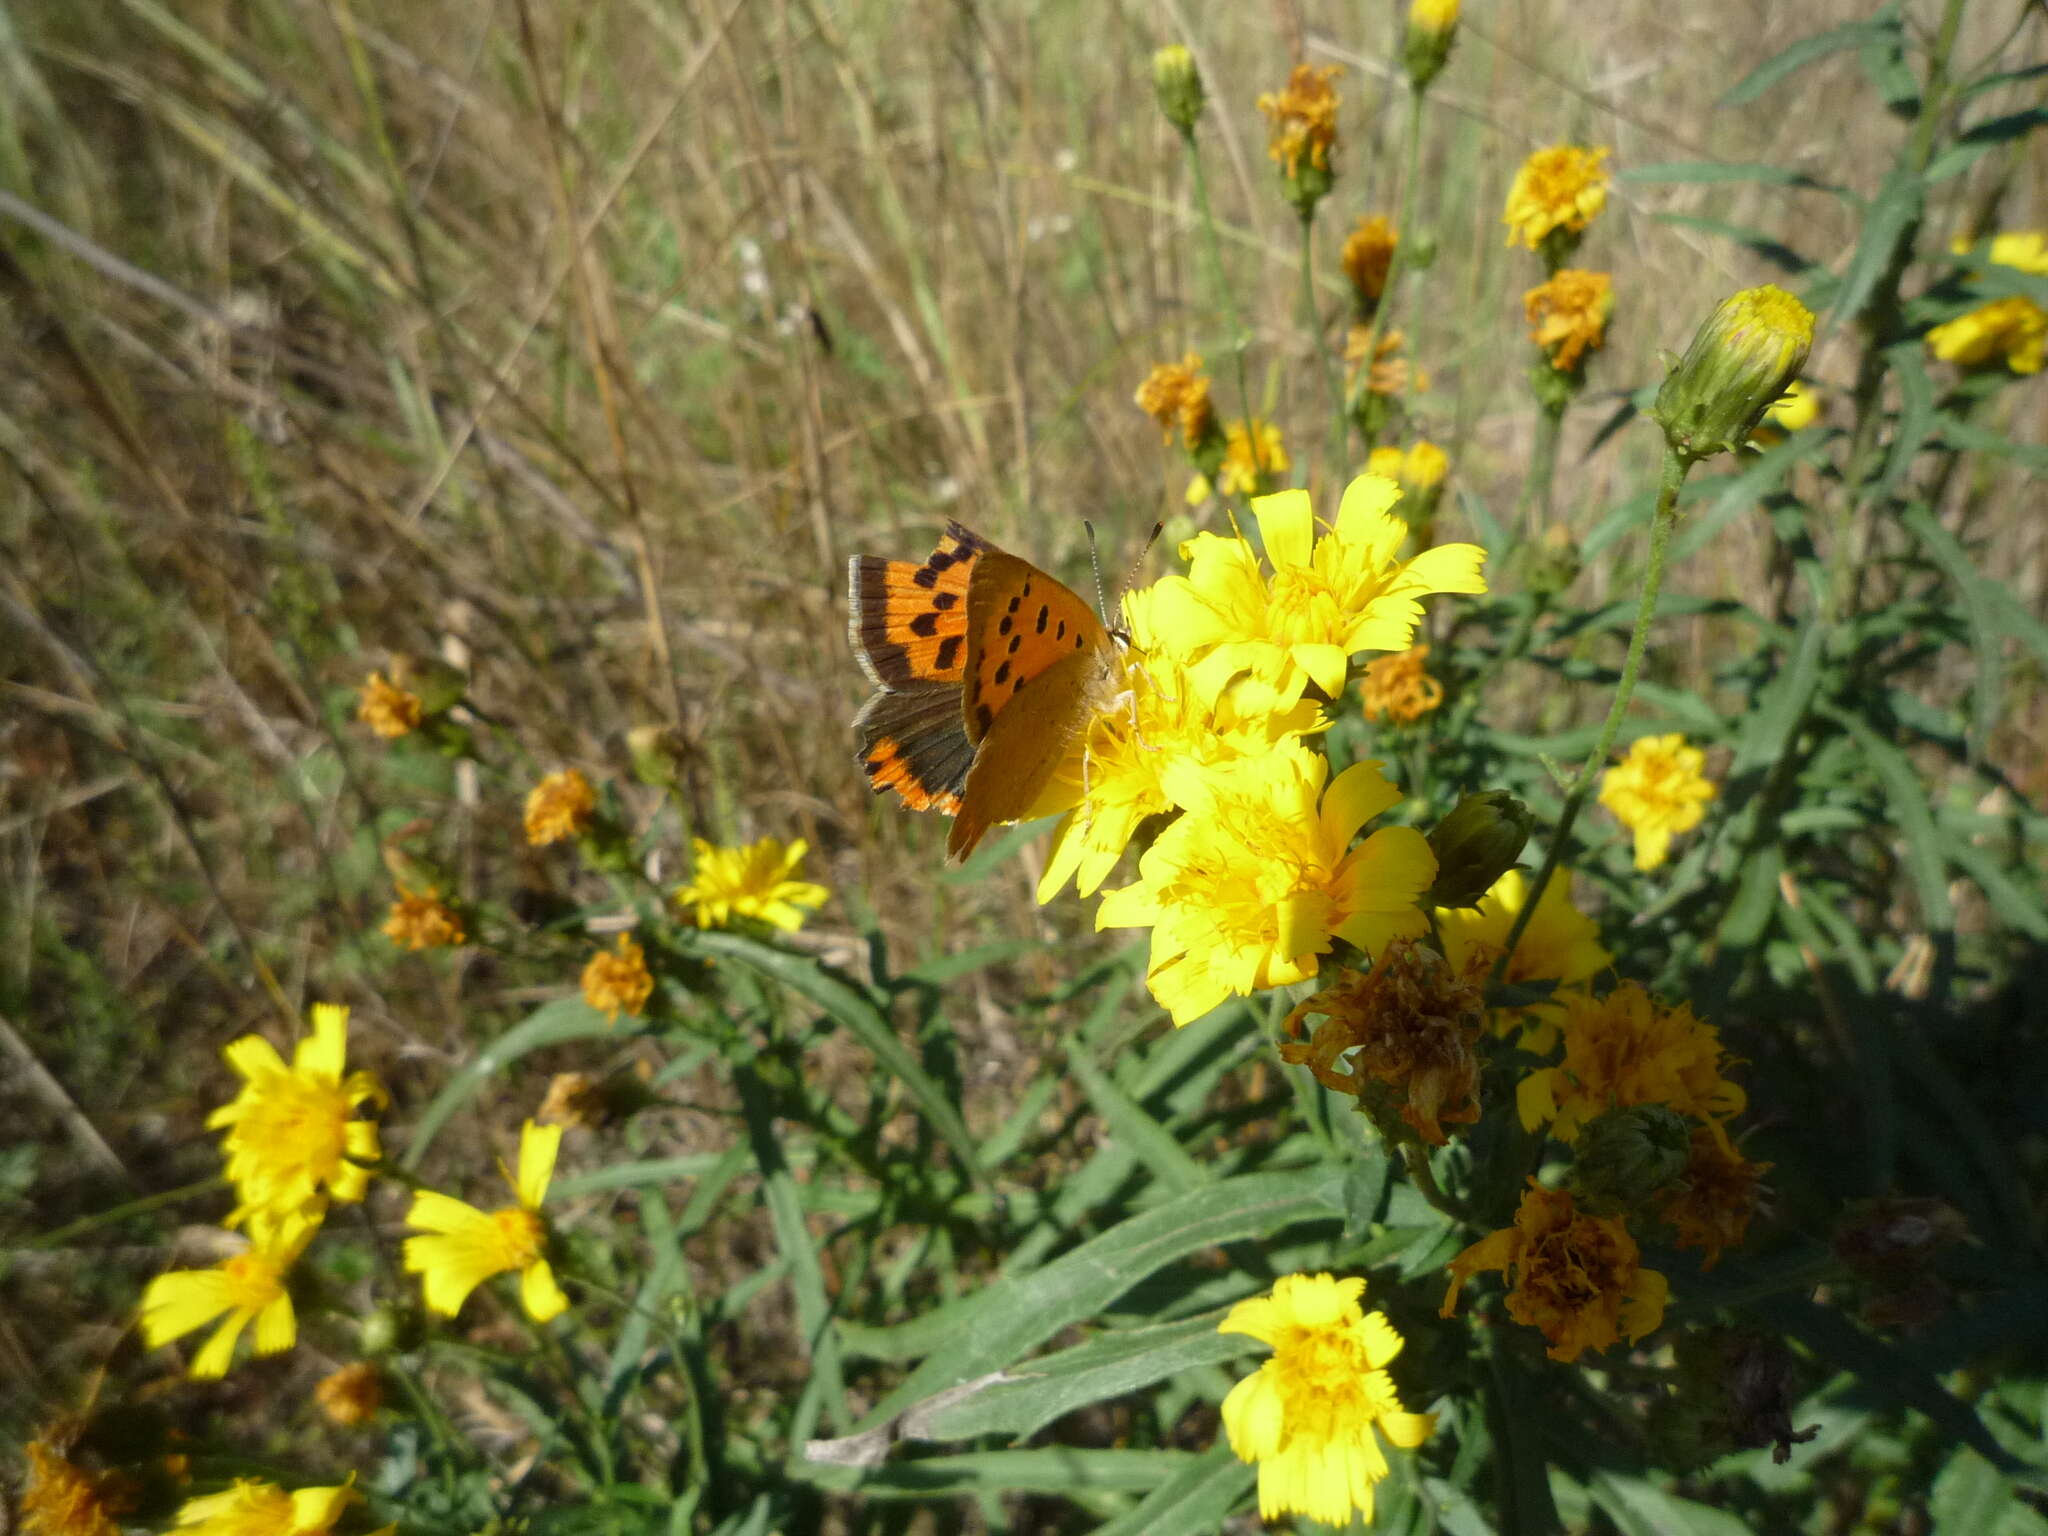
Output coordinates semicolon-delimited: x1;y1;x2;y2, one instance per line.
1401;1142;1467;1222
1517;402;1565;533
25;1175;227;1249
1491;447;1692;984
1301;213;1346;473
1184;131;1260;471
1352;86;1428;451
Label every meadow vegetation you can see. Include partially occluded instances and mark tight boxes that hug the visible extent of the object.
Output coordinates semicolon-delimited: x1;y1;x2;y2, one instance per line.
4;1;2047;1532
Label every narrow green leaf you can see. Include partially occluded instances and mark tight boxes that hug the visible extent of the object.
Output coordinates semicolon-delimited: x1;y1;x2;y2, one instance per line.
690;929;987;1187
401;997;618;1169
844;1168;1342;1426
1899;505;2005;751
1937;412;2048;473
1620;161;1849;196
734;1061;847;1438
1830;168;1923;325
922;1314;1243;1439
1819;707;1954;930
1591;1473;1754;1536
1649;213;1813;275
1068;1049;1211;1194
1931;1450;2020;1535
1719;10;1898;105
1092;1450;1255;1536
795;1447;1211;1497
1876;342;1935;499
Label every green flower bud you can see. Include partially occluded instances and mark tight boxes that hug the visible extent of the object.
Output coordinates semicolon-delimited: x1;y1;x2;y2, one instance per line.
360;1303;420;1356
1568;1103;1692;1215
1424;791;1533;909
408;658;469;716
1151;45;1205;137
1404;0;1460;90
1649;285;1816;464
628;723;686;789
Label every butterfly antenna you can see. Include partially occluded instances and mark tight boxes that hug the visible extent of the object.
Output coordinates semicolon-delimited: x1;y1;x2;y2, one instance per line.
1083;520;1113;624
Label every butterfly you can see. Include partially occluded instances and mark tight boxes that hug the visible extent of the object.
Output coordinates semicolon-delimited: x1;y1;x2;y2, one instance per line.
849;523;1122;859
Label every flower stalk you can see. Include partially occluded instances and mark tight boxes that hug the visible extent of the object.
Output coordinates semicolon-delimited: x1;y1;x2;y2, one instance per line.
1492;446;1691;982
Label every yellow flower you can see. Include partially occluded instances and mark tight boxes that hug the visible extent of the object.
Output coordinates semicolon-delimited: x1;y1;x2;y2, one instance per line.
580;933;654;1023
208;1002;386;1229
1358;645;1443;726
1437;868;1611;1039
1133;353;1216;449
1599;732;1716;871
1215;418;1288;497
140;1212;317;1379
1369;442;1448;503
1343;325;1422;396
1516;981;1746;1144
1280;938;1488;1145
1928;230;2048;375
674;835;829;932
403;1119;569;1323
1503;144;1610;251
1525;269;1612;370
524;768;597;846
1927;297;2046;374
314;1362;383;1426
1096;743;1436;1025
172;1480;356;1536
1767;380;1819;431
21;1439;129;1536
1256;64;1342;198
1342;215;1398;307
381;887;465;950
1409;0;1460;31
1144;473;1487;711
1037;587;1323;901
355;671;421;739
1441;1183;1667;1362
1218;1273;1434;1527
1657;1123;1769;1271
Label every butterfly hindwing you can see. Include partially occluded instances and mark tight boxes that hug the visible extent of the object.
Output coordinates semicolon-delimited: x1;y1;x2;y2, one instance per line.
949;647;1098;859
853;679;973;815
960;550;1111;748
848;521;995;689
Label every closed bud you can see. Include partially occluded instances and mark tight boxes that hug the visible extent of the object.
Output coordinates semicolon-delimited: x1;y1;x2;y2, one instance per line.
1424;791;1532;909
1404;0;1460;90
359;1304;418;1356
1151;45;1205;136
1650;285;1816;464
1568;1103;1692;1215
408;658;469;716
627;723;686;788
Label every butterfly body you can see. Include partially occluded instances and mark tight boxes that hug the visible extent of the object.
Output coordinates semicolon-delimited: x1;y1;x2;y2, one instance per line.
850;524;1119;858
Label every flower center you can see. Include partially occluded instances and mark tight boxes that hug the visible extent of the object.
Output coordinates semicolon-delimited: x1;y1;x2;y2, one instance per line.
221;1250;288;1312
237;1078;351;1179
486;1205;546;1271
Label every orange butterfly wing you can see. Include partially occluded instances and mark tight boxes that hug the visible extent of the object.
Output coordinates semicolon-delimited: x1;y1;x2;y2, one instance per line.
850;529;1116;859
848;523;993;816
848;522;992;689
949;551;1116;859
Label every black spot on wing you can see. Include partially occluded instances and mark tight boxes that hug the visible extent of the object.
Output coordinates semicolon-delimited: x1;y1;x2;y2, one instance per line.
909;612;940;637
935;635;961;672
1035;606;1048;634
